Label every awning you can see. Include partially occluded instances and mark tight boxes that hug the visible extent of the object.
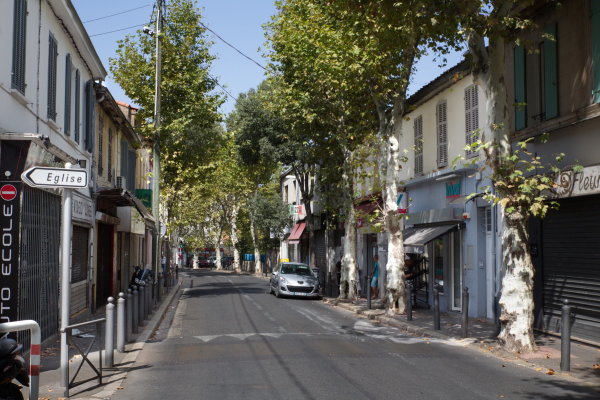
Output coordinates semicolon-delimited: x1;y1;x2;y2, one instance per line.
403;224;460;248
96;187;155;227
287;222;306;244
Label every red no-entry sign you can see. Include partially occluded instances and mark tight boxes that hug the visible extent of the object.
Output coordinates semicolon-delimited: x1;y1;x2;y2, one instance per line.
0;184;17;201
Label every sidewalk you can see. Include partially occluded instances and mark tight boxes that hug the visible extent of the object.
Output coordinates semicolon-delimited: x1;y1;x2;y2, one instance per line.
323;296;600;389
24;280;182;400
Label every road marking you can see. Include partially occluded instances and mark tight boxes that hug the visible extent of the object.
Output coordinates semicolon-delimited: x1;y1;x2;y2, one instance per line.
192;332;327;343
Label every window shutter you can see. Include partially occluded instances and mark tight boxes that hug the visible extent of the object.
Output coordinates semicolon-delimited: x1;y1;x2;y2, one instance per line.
74;69;80;143
108;127;113;181
64;54;72;135
98;116;104;176
465;85;479;157
84;80;95;153
593;1;600;103
514;45;527;130
437;101;448;167
47;34;58;121
11;0;27;94
543;23;558;119
414;115;423;175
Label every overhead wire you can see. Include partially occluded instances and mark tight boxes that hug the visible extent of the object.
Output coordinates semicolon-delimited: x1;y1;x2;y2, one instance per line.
89;23;148;37
199;22;266;71
83;4;152;23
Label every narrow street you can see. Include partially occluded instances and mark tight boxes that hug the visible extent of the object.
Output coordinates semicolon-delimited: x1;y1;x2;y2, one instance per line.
112;270;598;400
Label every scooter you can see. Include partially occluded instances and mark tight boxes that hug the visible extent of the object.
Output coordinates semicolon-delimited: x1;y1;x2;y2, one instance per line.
0;337;29;400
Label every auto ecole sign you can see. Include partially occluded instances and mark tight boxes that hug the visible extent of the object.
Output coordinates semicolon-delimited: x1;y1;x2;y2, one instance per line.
21;166;88;189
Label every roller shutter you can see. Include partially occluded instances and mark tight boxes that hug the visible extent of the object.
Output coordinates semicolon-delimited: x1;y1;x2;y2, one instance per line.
541;195;600;343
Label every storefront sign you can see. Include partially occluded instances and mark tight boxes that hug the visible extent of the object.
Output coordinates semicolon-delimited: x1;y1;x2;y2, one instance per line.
554;165;600;198
397;192;408;214
72;193;93;224
445;180;461;198
0;181;21;326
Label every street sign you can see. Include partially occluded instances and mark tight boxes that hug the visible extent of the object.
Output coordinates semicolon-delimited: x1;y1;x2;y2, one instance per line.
0;184;18;201
21;166;88;188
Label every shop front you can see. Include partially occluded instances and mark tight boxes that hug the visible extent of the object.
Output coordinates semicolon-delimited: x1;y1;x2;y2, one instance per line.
70;192;94;316
530;166;600;344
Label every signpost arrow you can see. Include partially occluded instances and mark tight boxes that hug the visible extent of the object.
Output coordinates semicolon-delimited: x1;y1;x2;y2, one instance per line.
21;166;88;188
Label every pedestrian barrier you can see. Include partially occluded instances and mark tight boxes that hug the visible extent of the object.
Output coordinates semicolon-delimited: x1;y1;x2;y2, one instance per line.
0;320;41;400
117;293;126;353
560;299;571;371
62;318;105;398
126;289;133;342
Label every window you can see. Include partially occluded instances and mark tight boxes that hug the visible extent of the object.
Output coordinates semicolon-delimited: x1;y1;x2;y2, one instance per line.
12;0;27;94
541;23;558;120
514;45;527;130
47;33;58;121
465;85;479;158
74;69;80;143
414;115;423;175
64;54;72;135
437;101;448;168
98;115;104;176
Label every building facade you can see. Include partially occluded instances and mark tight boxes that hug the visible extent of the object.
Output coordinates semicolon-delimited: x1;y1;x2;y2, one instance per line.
0;0;105;342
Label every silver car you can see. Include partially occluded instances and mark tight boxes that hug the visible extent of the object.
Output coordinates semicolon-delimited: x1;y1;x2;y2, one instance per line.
269;262;320;298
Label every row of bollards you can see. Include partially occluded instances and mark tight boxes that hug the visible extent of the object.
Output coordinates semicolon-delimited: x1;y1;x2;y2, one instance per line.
104;283;162;367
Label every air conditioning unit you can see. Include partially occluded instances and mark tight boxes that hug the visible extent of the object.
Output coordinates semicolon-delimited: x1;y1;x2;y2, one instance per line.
116;176;127;189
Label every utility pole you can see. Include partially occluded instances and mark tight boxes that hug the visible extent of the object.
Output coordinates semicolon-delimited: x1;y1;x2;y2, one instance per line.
152;0;162;292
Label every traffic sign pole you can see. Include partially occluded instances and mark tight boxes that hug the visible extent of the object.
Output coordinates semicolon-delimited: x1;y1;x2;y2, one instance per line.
60;163;74;389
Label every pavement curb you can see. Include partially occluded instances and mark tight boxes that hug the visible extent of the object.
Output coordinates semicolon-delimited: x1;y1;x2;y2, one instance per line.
321;297;599;388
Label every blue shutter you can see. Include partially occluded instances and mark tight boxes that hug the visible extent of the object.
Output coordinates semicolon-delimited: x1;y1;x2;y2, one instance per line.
74;69;80;143
84;80;95;153
543;23;558;119
64;54;72;134
11;0;27;93
514;45;527;130
47;34;58;121
592;1;600;102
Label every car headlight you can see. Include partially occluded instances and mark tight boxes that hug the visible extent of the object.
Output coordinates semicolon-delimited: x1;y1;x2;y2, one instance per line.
280;276;287;283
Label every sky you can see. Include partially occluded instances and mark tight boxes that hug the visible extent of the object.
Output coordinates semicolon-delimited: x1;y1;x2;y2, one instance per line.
72;0;463;117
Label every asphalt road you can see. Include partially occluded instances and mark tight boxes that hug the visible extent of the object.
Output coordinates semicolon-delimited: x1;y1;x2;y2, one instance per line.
112;269;598;400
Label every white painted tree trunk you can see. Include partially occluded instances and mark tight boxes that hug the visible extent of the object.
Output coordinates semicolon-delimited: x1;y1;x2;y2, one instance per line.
470;25;536;352
339;204;358;300
338;153;358;300
250;217;262;276
213;232;223;270
498;210;535;352
230;205;241;272
382;122;406;314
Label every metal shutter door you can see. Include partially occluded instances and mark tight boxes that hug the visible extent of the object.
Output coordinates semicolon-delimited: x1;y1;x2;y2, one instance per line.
541;195;600;343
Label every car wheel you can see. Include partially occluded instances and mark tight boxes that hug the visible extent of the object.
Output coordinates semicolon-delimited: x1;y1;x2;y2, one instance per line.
268;283;274;294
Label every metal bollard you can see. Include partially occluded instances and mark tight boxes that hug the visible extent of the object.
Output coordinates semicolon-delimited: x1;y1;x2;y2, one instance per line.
132;288;139;333
117;292;125;352
366;275;372;310
126;289;133;342
105;297;115;367
190;279;194;288
560;299;571;371
462;287;469;338
138;285;144;324
327;272;332;297
406;282;413;321
433;287;441;330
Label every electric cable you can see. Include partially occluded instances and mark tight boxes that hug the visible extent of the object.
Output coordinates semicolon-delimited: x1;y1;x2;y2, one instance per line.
89;23;147;37
199;22;266;71
83;4;152;23
208;73;236;102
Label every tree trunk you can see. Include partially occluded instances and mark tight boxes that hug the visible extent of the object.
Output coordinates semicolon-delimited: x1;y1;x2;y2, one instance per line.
230;205;241;272
250;216;262;275
339;204;358;300
213;231;223;270
382;121;407;314
338;154;358;300
469;21;537;351
498;209;535;352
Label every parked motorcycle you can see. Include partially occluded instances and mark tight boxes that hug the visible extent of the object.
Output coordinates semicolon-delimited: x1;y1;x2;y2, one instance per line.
0;337;29;400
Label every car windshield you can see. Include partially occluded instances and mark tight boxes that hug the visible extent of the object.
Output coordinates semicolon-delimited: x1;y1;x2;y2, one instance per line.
281;264;312;276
